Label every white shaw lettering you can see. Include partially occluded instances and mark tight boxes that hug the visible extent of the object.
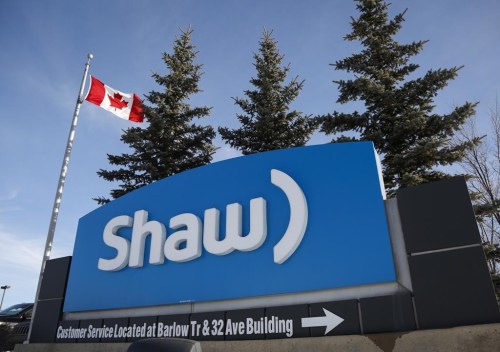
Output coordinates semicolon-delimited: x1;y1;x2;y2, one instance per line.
97;169;308;271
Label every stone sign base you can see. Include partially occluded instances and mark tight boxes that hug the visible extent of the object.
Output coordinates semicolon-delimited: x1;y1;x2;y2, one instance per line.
15;322;500;352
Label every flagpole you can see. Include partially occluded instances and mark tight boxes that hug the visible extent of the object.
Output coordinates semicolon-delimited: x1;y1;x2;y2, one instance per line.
27;53;93;342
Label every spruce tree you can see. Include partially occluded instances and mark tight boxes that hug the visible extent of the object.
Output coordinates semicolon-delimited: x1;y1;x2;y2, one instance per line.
219;30;317;155
95;28;216;204
319;0;478;196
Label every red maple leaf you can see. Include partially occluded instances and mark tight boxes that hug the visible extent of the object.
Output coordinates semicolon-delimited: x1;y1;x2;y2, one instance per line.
108;93;128;110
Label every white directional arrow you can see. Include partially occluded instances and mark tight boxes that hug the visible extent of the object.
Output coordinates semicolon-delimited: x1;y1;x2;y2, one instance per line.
301;308;344;335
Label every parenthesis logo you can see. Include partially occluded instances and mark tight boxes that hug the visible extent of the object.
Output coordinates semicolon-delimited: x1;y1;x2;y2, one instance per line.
271;169;308;264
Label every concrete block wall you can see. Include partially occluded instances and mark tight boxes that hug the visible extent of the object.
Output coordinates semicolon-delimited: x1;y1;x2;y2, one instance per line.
397;177;500;329
29;257;71;343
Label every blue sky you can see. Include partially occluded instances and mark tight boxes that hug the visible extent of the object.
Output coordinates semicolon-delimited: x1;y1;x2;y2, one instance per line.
0;0;498;308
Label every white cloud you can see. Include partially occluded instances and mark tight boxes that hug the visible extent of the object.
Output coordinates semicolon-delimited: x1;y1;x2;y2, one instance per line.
0;206;22;214
0;190;18;201
0;230;44;275
0;230;44;306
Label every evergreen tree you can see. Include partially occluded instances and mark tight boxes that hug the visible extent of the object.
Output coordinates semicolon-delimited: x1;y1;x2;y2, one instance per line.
95;28;216;204
219;30;317;155
319;0;479;196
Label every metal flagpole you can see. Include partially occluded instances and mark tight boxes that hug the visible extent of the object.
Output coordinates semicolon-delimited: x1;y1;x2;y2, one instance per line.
27;53;93;342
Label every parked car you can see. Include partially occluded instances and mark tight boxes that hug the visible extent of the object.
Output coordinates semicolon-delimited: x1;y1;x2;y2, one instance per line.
9;321;30;348
0;303;33;351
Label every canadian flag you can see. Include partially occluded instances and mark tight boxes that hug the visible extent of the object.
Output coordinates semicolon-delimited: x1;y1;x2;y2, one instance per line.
85;76;144;122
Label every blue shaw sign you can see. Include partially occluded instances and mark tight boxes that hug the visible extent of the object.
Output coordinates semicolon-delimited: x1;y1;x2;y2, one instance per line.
64;142;396;312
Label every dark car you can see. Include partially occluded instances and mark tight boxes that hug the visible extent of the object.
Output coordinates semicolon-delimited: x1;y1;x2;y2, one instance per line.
0;303;33;351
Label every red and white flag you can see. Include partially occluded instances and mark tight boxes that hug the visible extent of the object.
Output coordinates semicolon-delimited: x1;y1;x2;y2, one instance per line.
85;76;144;122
